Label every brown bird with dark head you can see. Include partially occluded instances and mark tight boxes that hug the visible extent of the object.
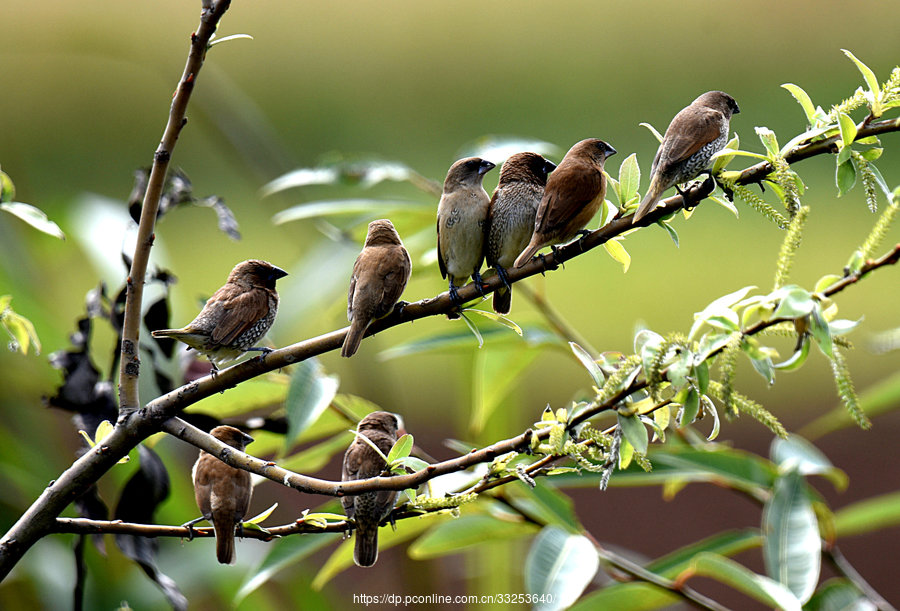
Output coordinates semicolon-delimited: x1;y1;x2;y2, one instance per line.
633;90;740;223
151;259;287;370
436;157;496;305
341;411;401;567
342;219;411;358
486;152;557;313
188;425;254;564
514;139;617;268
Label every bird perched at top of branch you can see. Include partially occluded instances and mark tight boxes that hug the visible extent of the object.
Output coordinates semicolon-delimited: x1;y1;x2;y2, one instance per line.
342;219;412;358
486;152;557;314
633;90;740;224
341;411;402;567
436;157;496;307
514;139;617;268
151;259;287;370
188;425;254;565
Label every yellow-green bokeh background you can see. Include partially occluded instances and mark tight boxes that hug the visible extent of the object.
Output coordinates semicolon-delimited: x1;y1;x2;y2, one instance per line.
2;1;899;609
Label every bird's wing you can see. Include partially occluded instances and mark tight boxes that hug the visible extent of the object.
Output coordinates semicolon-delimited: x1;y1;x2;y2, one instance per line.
209;285;269;346
374;247;411;319
536;161;602;235
659;107;724;166
347;263;359;322
436;216;448;279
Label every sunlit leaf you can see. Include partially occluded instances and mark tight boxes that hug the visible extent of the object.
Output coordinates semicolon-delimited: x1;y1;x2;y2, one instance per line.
525;526;599;611
755;127;780;159
688;553;802;611
460;311;484;348
570;341;603;386
208;33;254;47
841;49;881;98
833;490;900;537
762;468;820;603
770;435;847;491
617;153;640;204
836;159;856;196
284;359;340;448
244;503;278;526
458;135;562;166
386;433;414;464
618;412;648;455
837;113;858;147
462;308;523;336
603;238;631;273
271;199;430;224
639;122;664;143
1;202;65;239
781;83;817;125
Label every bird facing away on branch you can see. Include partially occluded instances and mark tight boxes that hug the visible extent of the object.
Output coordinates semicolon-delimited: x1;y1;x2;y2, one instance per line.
151;259;287;370
633;90;740;223
341;411;402;567
514;139;617;268
342;219;412;358
436;157;496;305
190;425;254;565
486;152;557;313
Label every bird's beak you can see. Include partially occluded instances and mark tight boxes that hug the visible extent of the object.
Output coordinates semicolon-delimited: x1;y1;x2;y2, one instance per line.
544;160;558;174
270;266;289;281
606;144;618;157
242;432;255;446
478;160;496;176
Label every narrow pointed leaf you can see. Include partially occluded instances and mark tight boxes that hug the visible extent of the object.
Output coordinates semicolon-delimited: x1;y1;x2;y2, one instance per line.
689;552;802;611
1;202;65;239
525;526;599;611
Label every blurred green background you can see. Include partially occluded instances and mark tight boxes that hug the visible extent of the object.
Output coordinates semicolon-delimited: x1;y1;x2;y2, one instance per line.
2;1;899;609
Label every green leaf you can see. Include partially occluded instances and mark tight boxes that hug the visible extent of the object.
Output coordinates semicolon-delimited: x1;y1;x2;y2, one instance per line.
386;433;414;464
804;579;870;611
770;435;848;491
639;122;664;143
408;514;538;559
1;305;41;355
837;112;858;147
569;341;603;386
689;285;756;340
841;49;881;98
459;311;484;348
835;158;856;196
235;523;343;603
660;221;679;247
208;33;254;47
284;359;340;448
390;456;430;472
808;305;833;359
0;171;14;202
762;469;820;603
244;503;278;526
781;83;817;125
525;526;599;611
187;374;289;418
279;433;356;473
689;553;802;611
773;336;810;371
603;238;631;273
379;326;554;360
271;198;430;224
617;153;641;204
679;389;700;426
618;412;648;455
506;481;580;532
771;286;815;319
755;127;780;159
833;490;900;537
711;134;740;173
1;202;65;239
462;308;523;336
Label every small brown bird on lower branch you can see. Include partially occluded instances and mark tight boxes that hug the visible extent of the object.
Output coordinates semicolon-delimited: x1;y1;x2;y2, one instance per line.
514;139;617;268
187;425;254;565
341;411;402;567
151;259;287;370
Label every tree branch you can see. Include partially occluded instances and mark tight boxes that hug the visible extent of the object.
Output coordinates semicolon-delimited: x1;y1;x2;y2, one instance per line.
118;0;231;413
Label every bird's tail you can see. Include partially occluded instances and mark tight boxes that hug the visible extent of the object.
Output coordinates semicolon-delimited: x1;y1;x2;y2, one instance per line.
633;176;665;223
492;286;512;315
213;517;237;565
513;239;542;269
354;524;379;567
342;319;367;358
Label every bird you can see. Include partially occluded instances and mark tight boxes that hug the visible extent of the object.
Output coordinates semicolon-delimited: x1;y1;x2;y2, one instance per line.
342;219;411;358
633;90;740;223
151;259;287;370
436;157;496;305
341;411;402;567
188;425;254;564
514;139;617;268
485;152;557;314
